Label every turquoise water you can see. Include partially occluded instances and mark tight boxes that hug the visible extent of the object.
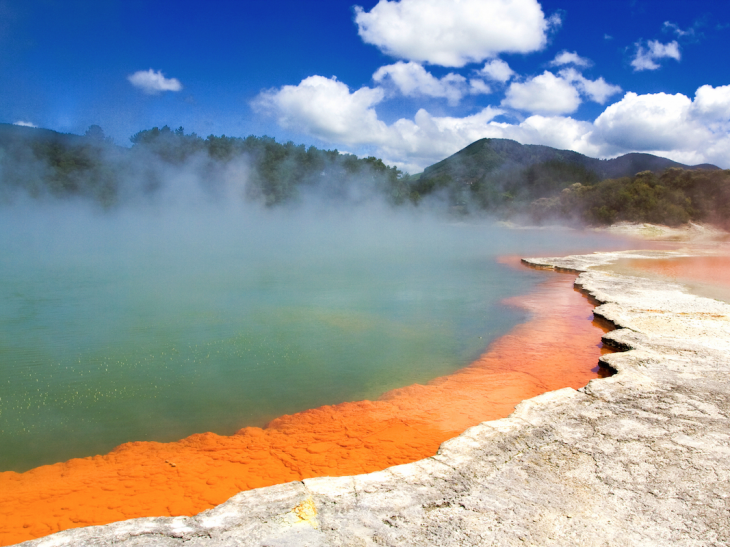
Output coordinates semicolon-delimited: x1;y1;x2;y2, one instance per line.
0;205;625;472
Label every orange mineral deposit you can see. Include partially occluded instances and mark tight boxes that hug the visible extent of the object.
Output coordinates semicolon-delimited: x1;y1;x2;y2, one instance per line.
0;266;612;546
625;255;730;288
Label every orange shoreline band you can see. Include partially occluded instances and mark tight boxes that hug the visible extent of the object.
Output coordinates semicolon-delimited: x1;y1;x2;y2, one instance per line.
0;262;611;546
625;255;730;288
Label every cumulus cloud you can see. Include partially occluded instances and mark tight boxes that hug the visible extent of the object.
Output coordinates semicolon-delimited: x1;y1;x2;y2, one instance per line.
255;75;730;171
253;73;593;171
252;76;387;145
559;68;622;104
500;115;600;156
510;86;730;167
593;92;695;151
373;62;484;105
253;74;504;171
128;69;183;94
13;121;37;127
591;88;730;165
373;109;602;172
379;107;506;170
478;59;514;83
502;71;581;115
692;84;730;122
549;50;592;68
469;79;491;95
462;86;730;168
354;0;553;67
631;40;681;71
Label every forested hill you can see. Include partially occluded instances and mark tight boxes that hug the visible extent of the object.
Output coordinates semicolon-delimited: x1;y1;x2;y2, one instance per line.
410;137;718;208
0;122;88;145
0;123;407;208
425;138;718;181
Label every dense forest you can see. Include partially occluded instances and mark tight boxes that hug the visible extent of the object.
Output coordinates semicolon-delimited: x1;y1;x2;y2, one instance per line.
1;123;728;228
0;123;408;208
530;169;730;228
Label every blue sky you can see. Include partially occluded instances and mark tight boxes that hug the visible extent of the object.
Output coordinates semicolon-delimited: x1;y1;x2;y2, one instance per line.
2;0;730;172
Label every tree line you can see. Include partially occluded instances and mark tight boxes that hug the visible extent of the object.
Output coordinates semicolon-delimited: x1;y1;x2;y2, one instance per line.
1;123;728;228
0;124;409;208
529;168;730;228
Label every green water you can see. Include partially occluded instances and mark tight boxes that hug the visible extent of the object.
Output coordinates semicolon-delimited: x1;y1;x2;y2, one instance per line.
0;205;625;471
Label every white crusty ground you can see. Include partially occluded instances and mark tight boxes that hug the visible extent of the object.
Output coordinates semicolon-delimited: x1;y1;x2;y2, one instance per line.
21;250;730;547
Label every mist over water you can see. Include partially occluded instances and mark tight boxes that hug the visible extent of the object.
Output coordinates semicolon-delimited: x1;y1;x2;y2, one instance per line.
0;199;627;472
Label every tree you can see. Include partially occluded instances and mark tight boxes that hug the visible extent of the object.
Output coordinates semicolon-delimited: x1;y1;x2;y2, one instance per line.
84;125;106;142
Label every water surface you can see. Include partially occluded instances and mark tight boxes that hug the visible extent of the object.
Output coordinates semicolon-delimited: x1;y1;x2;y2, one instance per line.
0;205;627;471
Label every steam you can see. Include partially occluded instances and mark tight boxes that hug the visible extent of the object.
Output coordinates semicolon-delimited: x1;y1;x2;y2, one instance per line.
0;138;636;473
0;127;421;218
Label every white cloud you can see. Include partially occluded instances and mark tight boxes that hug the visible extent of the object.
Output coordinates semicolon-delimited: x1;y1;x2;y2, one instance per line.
478;59;514;83
252;76;387;145
252;74;505;171
375;109;602;172
354;0;552;67
631;40;681;71
502;71;581;115
663;21;696;38
255;76;730;171
593;92;696;151
13;121;36;127
559;68;622;104
549;50;592;68
692;84;730;124
546;13;562;29
469;79;491;95
476;115;600;158
381;107;506;171
591;87;730;165
373;62;475;105
128;69;183;94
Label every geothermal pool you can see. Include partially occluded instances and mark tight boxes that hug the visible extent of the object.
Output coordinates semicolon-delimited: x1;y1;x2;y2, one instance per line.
0;205;643;545
0;205;626;475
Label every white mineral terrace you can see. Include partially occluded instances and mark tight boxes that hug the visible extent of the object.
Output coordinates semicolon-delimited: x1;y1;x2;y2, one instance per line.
21;249;730;547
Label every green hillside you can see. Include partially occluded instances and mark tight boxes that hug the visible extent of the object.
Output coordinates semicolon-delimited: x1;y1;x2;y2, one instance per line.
534;169;730;228
409;138;719;215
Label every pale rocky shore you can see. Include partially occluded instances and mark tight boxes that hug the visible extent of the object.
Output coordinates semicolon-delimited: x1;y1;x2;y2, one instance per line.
21;249;730;547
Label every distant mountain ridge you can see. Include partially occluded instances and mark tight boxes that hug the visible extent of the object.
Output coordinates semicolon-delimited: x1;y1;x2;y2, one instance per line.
420;137;717;184
408;138;719;212
408;137;730;228
0;122;89;145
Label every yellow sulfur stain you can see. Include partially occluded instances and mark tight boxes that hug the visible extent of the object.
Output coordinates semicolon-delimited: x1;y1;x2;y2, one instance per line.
292;497;318;528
